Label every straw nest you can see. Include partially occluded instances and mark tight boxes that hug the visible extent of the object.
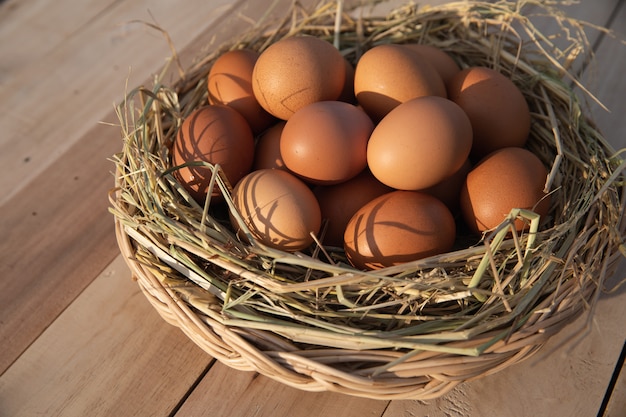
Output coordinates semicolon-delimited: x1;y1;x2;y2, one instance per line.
110;0;626;400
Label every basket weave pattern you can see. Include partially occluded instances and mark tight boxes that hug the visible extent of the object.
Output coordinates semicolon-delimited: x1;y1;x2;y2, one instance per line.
110;0;625;400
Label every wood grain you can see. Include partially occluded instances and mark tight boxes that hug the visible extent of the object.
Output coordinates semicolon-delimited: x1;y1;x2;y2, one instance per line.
0;255;213;417
596;10;626;404
0;0;115;83
0;117;121;374
585;0;626;150
604;341;626;416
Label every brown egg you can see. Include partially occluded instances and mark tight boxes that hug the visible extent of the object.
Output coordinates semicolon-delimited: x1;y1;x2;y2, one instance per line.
231;169;321;252
367;96;472;190
460;147;551;234
281;101;374;185
344;191;456;270
207;49;276;134
172;105;254;203
354;44;446;122
252;36;345;120
422;158;472;214
447;66;531;159
313;170;393;247
402;44;461;85
252;121;288;171
338;58;357;104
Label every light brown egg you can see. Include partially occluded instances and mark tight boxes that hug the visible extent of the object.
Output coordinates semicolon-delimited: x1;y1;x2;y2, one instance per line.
281;101;374;185
252;121;288;171
460;147;551;234
172;105;254;204
313;170;392;247
207;49;276;134
447;66;531;159
252;36;345;120
344;191;456;270
354;44;446;122
231;169;321;252
367;96;472;190
402;44;461;86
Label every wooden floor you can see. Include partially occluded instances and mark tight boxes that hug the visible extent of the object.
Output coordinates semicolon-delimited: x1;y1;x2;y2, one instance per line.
0;0;625;416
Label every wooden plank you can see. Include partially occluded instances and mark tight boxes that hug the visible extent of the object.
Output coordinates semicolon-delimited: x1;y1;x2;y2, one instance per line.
519;0;624;149
599;8;626;396
584;0;626;150
0;255;214;417
0;0;237;206
174;361;389;417
0;0;115;85
0;116;122;374
0;0;287;376
603;340;626;417
524;0;620;50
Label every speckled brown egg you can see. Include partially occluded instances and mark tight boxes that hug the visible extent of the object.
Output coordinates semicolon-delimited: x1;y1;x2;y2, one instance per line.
447;66;531;159
313;170;392;247
402;44;461;86
207;49;276;134
231;169;321;252
344;191;456;270
367;96;472;190
172;105;254;203
460;147;551;234
252;121;288;171
252;36;345;120
281;100;374;185
354;44;446;122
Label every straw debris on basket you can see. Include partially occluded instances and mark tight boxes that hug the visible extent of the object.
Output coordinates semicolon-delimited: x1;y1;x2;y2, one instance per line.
109;0;626;399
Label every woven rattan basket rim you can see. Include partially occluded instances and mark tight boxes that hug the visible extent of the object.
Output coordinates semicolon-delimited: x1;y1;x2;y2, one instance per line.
114;211;594;400
110;0;626;400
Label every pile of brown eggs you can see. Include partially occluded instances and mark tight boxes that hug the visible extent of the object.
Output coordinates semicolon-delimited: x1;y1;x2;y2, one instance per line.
171;35;551;270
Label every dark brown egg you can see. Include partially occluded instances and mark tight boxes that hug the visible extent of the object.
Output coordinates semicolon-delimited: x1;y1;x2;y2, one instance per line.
344;191;456;270
252;121;288;171
207;49;276;134
447;66;531;159
172;105;254;204
460;147;551;234
338;58;357;104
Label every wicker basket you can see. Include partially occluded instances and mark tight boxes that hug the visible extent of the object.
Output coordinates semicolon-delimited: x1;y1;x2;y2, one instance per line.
110;0;626;400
